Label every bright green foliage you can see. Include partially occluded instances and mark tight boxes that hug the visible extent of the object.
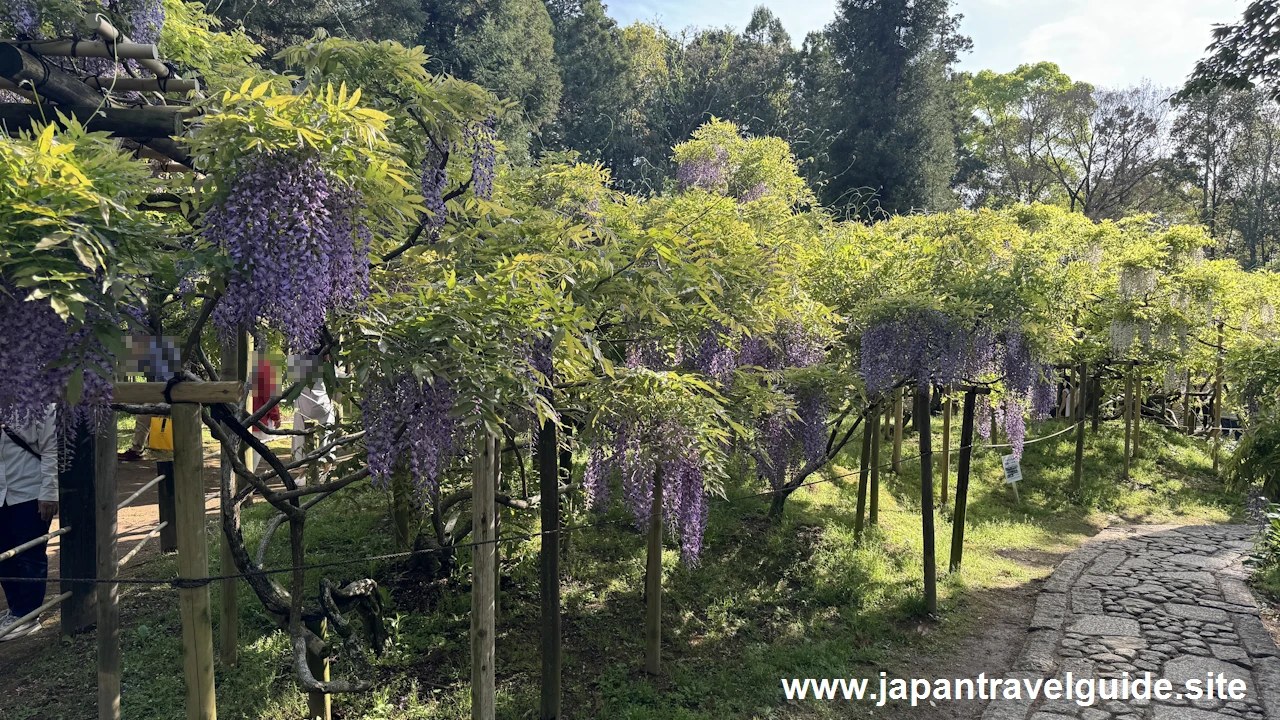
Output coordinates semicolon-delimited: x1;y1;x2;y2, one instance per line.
0;121;169;325
671;118;812;207
159;0;262;80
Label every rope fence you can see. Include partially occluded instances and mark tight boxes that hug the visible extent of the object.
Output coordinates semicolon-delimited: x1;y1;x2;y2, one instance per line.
0;419;1103;592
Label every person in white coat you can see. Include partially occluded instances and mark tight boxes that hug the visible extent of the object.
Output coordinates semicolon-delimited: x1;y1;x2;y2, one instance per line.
0;404;58;640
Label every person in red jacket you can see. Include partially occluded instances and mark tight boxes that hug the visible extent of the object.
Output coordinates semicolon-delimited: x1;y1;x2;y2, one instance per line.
249;352;281;472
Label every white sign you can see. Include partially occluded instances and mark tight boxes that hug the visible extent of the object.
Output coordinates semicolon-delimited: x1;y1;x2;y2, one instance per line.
1002;454;1023;484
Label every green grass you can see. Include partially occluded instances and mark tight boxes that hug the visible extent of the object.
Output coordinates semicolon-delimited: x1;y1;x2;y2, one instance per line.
2;418;1243;720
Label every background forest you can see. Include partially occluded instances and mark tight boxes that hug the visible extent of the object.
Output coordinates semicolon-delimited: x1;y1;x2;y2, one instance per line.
209;0;1280;269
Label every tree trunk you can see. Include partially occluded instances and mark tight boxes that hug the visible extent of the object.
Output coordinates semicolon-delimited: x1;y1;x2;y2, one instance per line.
1214;322;1224;473
644;470;663;676
870;407;882;526
916;386;937;615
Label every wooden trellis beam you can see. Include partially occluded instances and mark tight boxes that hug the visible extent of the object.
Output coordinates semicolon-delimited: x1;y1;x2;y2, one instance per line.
112;381;241;405
0;38;159;60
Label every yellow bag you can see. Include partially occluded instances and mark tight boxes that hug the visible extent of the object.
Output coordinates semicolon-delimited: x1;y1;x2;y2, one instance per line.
148;416;174;451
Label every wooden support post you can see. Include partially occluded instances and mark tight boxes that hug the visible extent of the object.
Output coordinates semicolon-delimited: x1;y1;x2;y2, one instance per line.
940;389;952;506
471;433;497;720
1183;369;1194;435
1073;362;1088;495
96;411;121;720
854;406;874;539
644;470;663;676
892;388;903;473
537;418;561;720
173;403;216;720
1123;370;1133;481
949;388;981;572
1133;369;1142;460
1213;322;1224;473
494;445;501;626
59;416;97;634
219;336;239;668
916;385;937;615
157;460;178;551
305;619;331;720
1091;375;1101;433
870;406;882;526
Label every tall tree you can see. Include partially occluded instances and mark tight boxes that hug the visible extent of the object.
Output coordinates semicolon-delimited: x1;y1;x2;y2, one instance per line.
418;0;562;160
212;0;426;56
545;0;634;163
818;0;970;216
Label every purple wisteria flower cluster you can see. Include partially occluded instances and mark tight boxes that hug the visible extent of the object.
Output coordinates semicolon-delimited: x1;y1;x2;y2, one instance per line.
676;147;729;192
0;283;113;428
737;182;768;203
583;417;709;565
124;0;164;44
465;117;497;200
420;142;450;238
752;389;828;490
205;152;370;350
691;324;737;383
5;0;39;37
362;373;459;495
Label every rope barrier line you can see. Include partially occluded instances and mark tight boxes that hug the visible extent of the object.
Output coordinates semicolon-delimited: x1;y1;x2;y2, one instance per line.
0;421;1084;590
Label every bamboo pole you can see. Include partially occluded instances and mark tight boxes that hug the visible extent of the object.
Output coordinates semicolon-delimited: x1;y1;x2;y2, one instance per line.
173;402;216;720
1073;362;1088;495
96;412;121;720
892;388;903;473
537;418;561;720
940;389;952;506
915;385;936;615
854;406;874;539
644;470;663;676
1;38;159;59
949;388;981;572
471;433;498;720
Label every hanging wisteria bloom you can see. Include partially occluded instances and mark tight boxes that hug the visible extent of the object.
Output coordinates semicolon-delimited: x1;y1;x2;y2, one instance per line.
737;182;768;203
736;321;825;371
752;389;829;489
124;0;165;44
0;284;113;428
583;417;710;565
676;147;729;192
5;0;39;37
205;152;371;349
860;309;974;394
465;118;497;200
362;373;459;495
691;324;737;383
419;141;450;237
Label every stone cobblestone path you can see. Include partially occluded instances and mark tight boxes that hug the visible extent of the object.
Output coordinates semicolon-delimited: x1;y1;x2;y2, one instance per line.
983;525;1280;720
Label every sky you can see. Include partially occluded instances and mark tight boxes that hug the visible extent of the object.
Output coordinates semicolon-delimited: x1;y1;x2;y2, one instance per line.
603;0;1247;90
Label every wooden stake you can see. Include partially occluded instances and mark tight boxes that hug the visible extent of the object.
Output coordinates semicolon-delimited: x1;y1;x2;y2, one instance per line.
1123;370;1133;481
644;470;663;676
158;459;178;551
173;403;216;720
305;619;330;720
870;407;882;526
854;406;874;539
1073;362;1088;495
1213;322;1224;473
1133;369;1142;460
537;418;561;720
949;388;980;572
915;385;936;615
1183;369;1194;435
218;335;239;668
940;389;952;506
59;416;97;634
471;433;497;720
96;411;121;720
892;388;903;474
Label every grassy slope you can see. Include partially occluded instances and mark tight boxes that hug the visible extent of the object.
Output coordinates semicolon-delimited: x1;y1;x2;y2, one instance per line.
2;419;1242;720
